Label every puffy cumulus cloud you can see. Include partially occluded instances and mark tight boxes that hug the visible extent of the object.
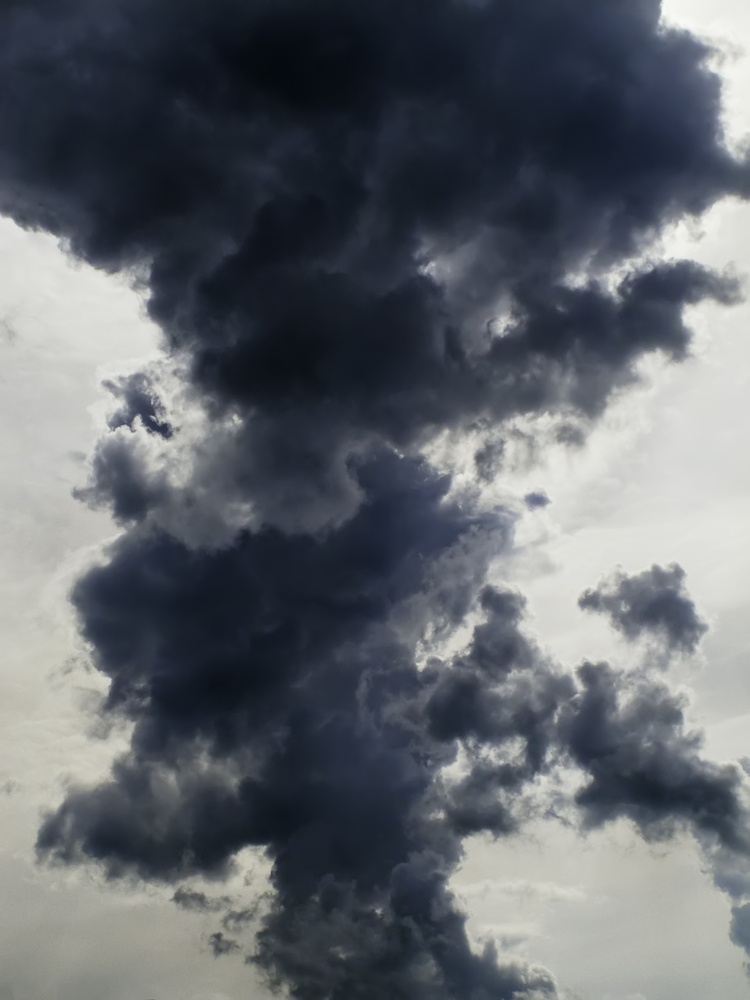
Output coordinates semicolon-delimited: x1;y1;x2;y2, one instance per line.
420;587;750;851
40;457;538;997
559;661;749;849
579;563;709;654
37;538;750;996
1;0;747;996
0;0;746;535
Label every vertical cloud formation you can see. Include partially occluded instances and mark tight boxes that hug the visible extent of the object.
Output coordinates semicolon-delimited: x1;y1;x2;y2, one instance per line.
0;0;748;996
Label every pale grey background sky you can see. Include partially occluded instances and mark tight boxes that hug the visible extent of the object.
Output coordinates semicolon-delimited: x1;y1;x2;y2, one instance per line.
1;2;750;999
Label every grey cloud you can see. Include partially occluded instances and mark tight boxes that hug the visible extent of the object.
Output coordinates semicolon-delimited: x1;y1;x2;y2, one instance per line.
104;372;173;439
0;0;744;533
221;907;259;933
74;432;170;525
524;492;551;510
173;887;231;914
208;932;240;958
731;902;750;953
560;661;748;849
423;605;750;852
579;563;709;653
5;0;747;996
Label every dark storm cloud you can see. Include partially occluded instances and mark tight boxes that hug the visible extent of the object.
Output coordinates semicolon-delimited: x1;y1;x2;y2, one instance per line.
422;585;747;848
423;609;750;851
731;902;750;946
40;455;540;997
74;433;170;525
560;661;748;848
0;0;745;513
426;588;572;782
104;373;173;439
2;0;746;995
579;563;709;653
424;585;568;836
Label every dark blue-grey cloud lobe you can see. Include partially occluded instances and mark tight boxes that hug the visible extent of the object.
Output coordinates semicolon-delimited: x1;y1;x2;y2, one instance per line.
104;372;173;439
579;562;709;653
0;0;748;995
524;492;551;511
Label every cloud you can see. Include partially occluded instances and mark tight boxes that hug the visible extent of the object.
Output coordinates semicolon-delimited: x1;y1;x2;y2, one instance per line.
730;901;750;952
221;907;259;933
524;492;551;511
173;888;231;914
1;779;20;797
420;586;750;851
702;836;750;971
104;372;173;440
207;932;240;958
0;0;744;996
0;0;744;536
559;661;749;849
579;563;709;654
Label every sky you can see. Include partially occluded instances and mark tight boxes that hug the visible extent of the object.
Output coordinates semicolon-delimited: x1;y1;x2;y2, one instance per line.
1;2;750;1000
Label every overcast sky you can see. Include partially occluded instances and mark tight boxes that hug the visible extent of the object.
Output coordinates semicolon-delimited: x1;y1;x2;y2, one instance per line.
2;2;750;1000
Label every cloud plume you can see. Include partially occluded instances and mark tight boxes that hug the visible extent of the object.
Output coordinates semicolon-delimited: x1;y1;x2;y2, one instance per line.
0;0;747;995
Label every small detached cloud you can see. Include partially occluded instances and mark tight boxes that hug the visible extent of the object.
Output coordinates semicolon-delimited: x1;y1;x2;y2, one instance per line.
207;932;240;958
524;491;551;510
578;564;708;654
1;778;20;797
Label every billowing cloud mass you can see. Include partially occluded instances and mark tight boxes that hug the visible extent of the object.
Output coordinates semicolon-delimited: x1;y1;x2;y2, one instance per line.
1;0;749;995
579;562;709;654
